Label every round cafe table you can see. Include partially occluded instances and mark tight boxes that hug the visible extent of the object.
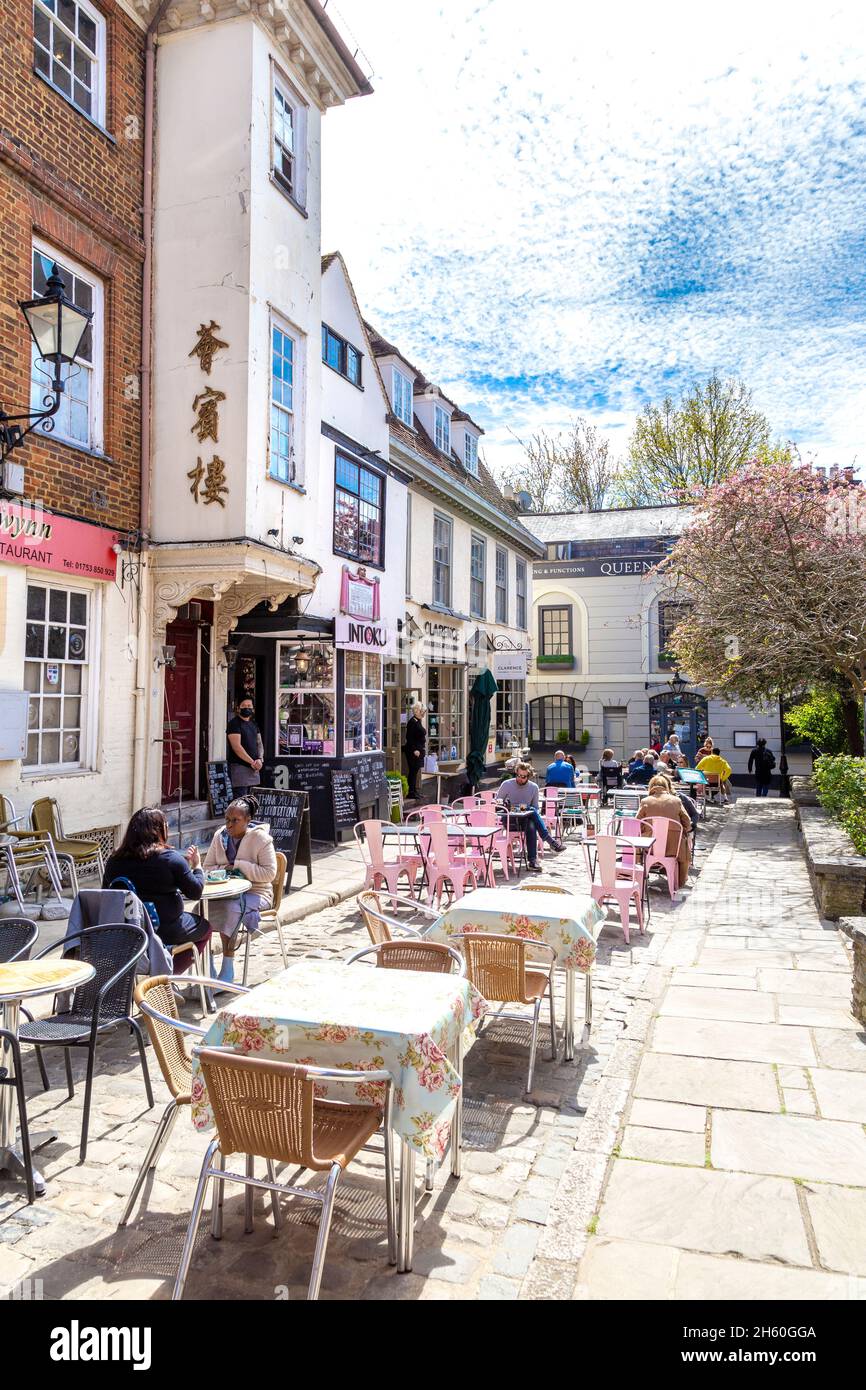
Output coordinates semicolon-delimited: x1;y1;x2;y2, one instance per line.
0;957;95;1195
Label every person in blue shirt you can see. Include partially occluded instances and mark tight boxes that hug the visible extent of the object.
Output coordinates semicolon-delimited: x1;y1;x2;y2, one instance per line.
545;749;576;788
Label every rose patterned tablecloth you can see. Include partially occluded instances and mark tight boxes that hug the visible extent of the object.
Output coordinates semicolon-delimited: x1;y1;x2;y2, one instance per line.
426;887;604;972
190;958;488;1160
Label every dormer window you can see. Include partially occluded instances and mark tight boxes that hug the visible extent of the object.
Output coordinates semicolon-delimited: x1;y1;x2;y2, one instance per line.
434;404;451;455
322;324;362;387
392;368;413;426
464;432;478;475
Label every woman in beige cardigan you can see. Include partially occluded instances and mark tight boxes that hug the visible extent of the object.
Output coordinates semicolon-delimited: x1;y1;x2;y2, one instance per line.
203;794;277;985
637;774;692;890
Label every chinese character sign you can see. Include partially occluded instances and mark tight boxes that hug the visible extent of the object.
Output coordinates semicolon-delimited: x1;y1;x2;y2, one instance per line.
187;324;230;507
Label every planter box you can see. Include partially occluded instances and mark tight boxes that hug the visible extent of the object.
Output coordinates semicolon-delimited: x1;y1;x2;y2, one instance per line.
796;802;866;919
536;654;575;669
839;917;866;1024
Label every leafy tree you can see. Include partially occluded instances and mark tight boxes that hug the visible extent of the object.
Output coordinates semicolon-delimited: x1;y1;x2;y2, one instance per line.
504;419;614;512
614;374;773;506
663;458;866;754
784;690;849;755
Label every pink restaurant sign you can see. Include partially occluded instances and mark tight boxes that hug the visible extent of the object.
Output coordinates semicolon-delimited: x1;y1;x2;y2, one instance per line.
0;501;119;582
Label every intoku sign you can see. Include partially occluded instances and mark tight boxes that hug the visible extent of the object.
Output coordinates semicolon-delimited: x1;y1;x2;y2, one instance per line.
335;614;395;656
0;502;118;581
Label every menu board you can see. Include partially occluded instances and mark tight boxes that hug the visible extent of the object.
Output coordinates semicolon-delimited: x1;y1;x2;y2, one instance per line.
206;761;233;819
250;786;312;886
352;753;388;801
262;754;388;842
331;770;360;844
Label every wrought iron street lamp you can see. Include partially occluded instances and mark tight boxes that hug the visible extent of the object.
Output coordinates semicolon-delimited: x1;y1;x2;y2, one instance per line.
669;669;688;699
0;264;93;462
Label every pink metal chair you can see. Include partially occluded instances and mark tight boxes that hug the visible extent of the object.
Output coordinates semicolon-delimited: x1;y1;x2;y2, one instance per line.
642;816;683;901
354;821;423;905
541;790;565;841
424;822;479;907
617;816;643;868
406;805;445;826
476;790;497;807
466;807;515;882
589;835;645;944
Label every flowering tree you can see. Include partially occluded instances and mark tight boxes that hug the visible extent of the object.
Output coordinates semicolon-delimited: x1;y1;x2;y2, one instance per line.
662;458;866;753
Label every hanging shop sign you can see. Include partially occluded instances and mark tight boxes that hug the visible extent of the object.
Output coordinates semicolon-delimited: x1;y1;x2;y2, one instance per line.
335;613;395;656
422;619;462;663
0;501;118;580
493;649;530;680
340;565;380;619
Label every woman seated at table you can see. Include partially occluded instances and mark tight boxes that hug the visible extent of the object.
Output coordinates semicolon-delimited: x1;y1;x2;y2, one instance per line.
203;794;278;985
636;775;692;889
597;748;623;802
103;808;211;964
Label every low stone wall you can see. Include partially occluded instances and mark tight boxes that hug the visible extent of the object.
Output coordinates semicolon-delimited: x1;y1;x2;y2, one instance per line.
838;917;866;1025
796;803;866;919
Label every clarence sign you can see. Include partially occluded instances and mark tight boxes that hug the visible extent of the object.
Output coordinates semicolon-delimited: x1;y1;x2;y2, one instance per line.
0;501;118;581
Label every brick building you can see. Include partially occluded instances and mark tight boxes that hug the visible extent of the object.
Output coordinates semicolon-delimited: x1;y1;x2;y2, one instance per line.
0;0;147;845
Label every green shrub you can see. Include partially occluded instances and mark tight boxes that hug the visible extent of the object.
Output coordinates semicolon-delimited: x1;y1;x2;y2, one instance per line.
555;729;570;744
813;754;866;854
785;691;848;754
579;729;590;748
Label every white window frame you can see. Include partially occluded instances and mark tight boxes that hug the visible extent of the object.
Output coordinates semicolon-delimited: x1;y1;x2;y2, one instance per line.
433;512;452;607
268;312;304;486
470;533;486;619
33;0;107;127
343;652;383;755
516;558;528;629
495;547;508;624
23;575;100;775
32;238;103;454
271;65;308;209
464;431;478;475
392;367;414;426
434;404;451;455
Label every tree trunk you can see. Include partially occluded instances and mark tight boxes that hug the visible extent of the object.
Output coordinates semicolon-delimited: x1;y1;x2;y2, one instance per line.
840;697;865;756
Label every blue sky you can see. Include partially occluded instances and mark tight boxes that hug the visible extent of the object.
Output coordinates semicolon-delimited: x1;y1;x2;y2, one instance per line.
321;1;866;476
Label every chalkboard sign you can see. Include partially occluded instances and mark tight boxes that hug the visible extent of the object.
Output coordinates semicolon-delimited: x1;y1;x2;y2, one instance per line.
206;761;233;818
331;770;360;844
352;753;388;801
251;786;313;887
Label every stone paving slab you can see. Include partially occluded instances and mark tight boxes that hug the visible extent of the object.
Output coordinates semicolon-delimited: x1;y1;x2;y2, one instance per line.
757;969;851;998
575;1237;856;1300
628;1098;706;1132
812;1028;866;1072
658;985;775;1024
711;1109;866;1184
670;969;758;991
620;1126;706;1165
810;1067;866;1121
804;1185;866;1276
652;1017;817;1065
596;1160;812;1265
635;1053;781;1112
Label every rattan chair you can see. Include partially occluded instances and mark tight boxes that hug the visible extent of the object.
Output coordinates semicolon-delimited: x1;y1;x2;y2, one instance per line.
173;1049;396;1301
357;890;437;944
240;850;289;985
119;974;249;1226
347;939;465;975
455;933;557;1094
511;882;571;894
18;925;153;1162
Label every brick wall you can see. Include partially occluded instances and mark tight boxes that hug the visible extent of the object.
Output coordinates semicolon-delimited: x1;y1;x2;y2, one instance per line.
0;0;145;531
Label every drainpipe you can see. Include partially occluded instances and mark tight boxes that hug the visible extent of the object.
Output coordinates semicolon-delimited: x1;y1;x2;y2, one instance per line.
132;0;172;811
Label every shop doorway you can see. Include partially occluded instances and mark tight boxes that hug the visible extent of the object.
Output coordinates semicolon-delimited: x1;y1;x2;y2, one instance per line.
162;619;200;801
649;692;708;766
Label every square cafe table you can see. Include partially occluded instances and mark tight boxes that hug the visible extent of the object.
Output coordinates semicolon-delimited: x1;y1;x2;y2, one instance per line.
380;822;502;887
425;886;605;1060
191;958;488;1271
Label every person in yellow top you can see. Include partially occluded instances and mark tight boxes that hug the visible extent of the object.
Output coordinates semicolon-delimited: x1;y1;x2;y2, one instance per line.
696;746;733;803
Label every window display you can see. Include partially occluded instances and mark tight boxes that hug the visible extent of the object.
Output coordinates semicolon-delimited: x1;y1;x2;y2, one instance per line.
427;664;465;761
495;679;526;750
277;641;335;754
344;652;382;754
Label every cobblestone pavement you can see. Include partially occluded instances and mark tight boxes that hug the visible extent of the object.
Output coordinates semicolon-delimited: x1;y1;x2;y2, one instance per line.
0;807;726;1301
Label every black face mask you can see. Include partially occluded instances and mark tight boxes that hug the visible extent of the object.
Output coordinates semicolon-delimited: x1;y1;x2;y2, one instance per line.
239;708;254;719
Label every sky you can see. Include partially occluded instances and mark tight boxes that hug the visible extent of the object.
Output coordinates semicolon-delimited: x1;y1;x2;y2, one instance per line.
320;0;866;480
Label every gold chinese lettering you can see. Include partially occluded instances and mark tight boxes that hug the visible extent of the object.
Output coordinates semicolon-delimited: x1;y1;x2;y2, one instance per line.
188;320;229;375
190;385;226;443
188;455;229;508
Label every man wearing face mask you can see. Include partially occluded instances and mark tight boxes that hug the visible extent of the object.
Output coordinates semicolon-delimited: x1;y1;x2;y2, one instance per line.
227;696;264;795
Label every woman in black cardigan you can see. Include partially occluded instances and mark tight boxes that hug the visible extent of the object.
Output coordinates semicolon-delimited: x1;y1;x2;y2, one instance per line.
104;807;211;951
403;703;427;801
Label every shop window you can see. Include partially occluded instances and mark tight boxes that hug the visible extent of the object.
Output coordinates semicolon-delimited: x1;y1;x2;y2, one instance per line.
427;665;465;761
529;695;583;745
24;582;91;770
333;452;384;565
495;679;526;751
31;244;102;452
344;652;382;754
277;641;335;754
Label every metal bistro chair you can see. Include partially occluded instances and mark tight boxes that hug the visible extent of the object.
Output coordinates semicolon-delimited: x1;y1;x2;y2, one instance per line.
30;798;104;890
18;925;153;1163
0;917;39;964
454;932;557;1095
0;834;67;912
119;974;250;1226
173;1049;396;1302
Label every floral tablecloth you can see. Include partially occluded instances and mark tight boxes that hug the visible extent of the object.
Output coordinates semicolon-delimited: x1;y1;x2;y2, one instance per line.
426;887;604;972
190;959;488;1159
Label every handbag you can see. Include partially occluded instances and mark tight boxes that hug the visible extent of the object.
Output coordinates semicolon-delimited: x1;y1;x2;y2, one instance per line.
423;753;439;774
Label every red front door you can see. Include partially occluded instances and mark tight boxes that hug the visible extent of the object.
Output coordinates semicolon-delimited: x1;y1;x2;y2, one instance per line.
162;620;199;800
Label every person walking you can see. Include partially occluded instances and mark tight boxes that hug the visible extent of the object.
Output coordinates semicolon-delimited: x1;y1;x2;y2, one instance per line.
499;761;564;871
103;808;212;962
226;697;264;795
545;749;576;788
403;703;427;801
203;793;278;986
748;738;776;797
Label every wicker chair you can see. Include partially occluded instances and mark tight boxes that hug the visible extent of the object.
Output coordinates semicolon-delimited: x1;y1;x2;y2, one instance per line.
173;1049;396;1301
240;850;289;986
455;933;557;1094
356;890;437;945
119;974;249;1226
510;882;571;894
347;939;465;975
18;925;153;1162
30;797;104;887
